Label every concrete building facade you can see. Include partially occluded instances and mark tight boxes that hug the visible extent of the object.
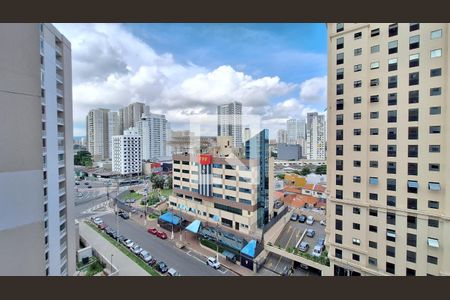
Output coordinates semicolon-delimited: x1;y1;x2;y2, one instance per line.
306;112;326;160
326;23;450;276
217;101;243;148
139;112;168;161
0;23;75;275
86;108;110;161
112;127;142;175
277;143;302;161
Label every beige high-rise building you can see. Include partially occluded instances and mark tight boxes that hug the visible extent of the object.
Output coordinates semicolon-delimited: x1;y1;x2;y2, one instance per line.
326;23;449;276
86;108;110;161
119;102;145;134
0;23;75;275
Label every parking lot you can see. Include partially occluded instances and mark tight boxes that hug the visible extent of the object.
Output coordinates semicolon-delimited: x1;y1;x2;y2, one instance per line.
263;253;318;276
274;208;326;257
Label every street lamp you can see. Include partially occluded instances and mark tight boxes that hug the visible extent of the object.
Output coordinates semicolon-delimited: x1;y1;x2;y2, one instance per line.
110;254;114;275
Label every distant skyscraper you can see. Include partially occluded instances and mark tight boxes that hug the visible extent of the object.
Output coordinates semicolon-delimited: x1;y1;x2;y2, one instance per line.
243;127;251;143
217;101;242;148
306;112;326;160
112;127;141;175
86;108;110;161
119;102;145;134
277;129;288;144
286;119;306;144
0;23;75;276
139;112;168;161
108;111;120;159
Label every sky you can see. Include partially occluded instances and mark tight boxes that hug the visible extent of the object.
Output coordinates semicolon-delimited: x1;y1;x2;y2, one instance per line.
54;23;327;138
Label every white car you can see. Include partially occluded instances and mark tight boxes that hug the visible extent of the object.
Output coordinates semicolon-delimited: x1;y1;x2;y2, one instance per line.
92;217;103;225
167;268;180;276
206;257;221;269
139;250;152;263
312;245;323;257
124;239;134;248
320;220;326;226
131;244;143;255
306;216;315;225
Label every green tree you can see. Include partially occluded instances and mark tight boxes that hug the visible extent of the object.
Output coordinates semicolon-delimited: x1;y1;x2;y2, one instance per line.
151;174;165;189
276;173;285;180
300;167;311;176
74;150;93;167
167;176;173;189
316;165;327;175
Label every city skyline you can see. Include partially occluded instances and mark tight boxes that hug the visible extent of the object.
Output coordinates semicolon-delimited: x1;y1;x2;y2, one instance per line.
54;23;328;138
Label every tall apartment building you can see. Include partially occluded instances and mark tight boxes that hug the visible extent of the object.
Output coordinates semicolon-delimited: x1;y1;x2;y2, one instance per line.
86;108;110;161
112;127;142;175
306;112;326;160
217;101;243;148
277;129;288;144
119;102;145;134
139;112;168;161
0;23;75;275
326;23;449;276
169;130;274;236
108;111;120;159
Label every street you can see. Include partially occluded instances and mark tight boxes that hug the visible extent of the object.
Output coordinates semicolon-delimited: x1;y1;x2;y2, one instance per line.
99;213;235;276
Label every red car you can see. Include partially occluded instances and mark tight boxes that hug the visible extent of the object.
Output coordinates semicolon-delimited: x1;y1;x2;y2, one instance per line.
156;231;167;240
147;227;158;235
98;223;107;230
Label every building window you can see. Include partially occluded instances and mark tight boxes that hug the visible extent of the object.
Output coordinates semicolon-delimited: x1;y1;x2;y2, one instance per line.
430;106;441;115
370;78;379;87
336;68;344;80
408;163;418;176
430;87;441;96
407;233;417;247
386;245;396;258
369;145;378;152
369;225;377;233
370;160;379;168
370;128;379;135
388;23;398;37
409;72;419;85
409;108;419;122
352;254;360;261
387;195;396;207
387;145;397;157
354;160;361;167
387;178;396;191
336;114;344;125
427;200;438;209
388;93;397;106
430;68;441;77
409;90;419;103
429;145;440;153
336;37;344;49
354;145;361;152
353;223;360;230
354;112;362;120
387;110;397;123
370;112;379;119
388;40;398;54
353;47;362;56
429;163;440;172
408;180;419;194
409;53;420;67
427;256;438;265
336;84;344;95
429;126;441;134
407;215;417;229
369;209;378;217
336;159;343;171
336;175;343;186
410;23;420;31
336;98;344;110
430;29;442;39
354;64;362;72
370;95;379;103
352;238;361;246
387;212;396;225
409;35;420;49
368;257;377;266
387;128;397;140
353;129;361;136
371;44;380;53
354;80;362;88
353;192;361;199
354;96;362;104
354;32;362;39
408;127;419;140
430;49;442;58
371;28;380;37
336;204;343;216
370;61;379;70
387;162;396;174
407;251;416;263
336;145;343;156
369;193;378;201
335;234;342;244
428;218;439;228
337;52;344;65
335;219;343;231
407;198;417;210
336;190;343;199
336;130;344;140
353;207;361;215
335;249;342;259
336;23;344;33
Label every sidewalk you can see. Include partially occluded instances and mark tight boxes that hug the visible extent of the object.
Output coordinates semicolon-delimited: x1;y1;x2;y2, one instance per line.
127;212;260;276
79;221;149;276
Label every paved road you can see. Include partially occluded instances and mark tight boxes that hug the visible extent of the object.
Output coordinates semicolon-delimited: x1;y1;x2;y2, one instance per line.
100;213;234;276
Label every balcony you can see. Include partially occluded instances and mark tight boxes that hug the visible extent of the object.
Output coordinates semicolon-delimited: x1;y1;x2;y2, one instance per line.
57;103;64;111
42;130;47;137
58;174;65;182
55;44;62;56
57;132;64;138
59;201;66;210
43;178;48;186
59;188;65;196
60;228;67;239
60;241;67;253
60;215;66;225
41;97;45;105
57;117;64;125
56;59;63;70
56;88;63;97
56;73;63;83
58;145;65;152
58;160;64;167
43;146;47;154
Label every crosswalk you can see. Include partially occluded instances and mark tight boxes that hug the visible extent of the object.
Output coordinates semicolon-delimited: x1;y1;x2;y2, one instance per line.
81;200;113;216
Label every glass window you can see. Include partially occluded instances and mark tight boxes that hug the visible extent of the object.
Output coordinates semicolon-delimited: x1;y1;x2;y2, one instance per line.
408;108;419;122
354;96;362;104
354;112;361;119
354;64;362;72
429;145;440;153
353;128;361;136
371;28;380;37
387;145;397;157
336;84;344;95
410;23;420;31
388;23;398;37
370;78;379;86
409;90;419;103
388;76;397;88
369;209;378;217
408;198;417;210
387;127;397;140
354;32;362;40
388;58;398;71
409;35;420;49
336;98;344;110
388;93;397;105
370;128;379;135
337;52;344;64
430;68;441;77
429;126;441;134
337;68;344;80
336;114;344;125
388;40;398;54
409;72;419;85
430;29;442;39
407;233;417;247
430;87;441;96
370;160;379;168
428;201;439;209
370;61;380;69
370;95;379;103
430;106;441;115
430;49;442;58
336;37;344;49
371;44;380;53
354;80;362;88
336;23;344;33
354;48;362;56
408;163;418;176
409;53;419;67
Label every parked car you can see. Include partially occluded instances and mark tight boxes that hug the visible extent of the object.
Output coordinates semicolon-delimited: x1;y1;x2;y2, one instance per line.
105;227;113;236
131;244;143;255
167;268;180;276
147;227;158;235
98;223;107;230
124;239;134;248
299;263;309;270
317;238;325;251
306;229;315;238
92;217;102;225
206;257;221;269
312;245;323;257
156;231;168;240
117;235;126;244
148;257;157;266
306;216;315;225
320;220;326;226
139;250;152;263
111;231;119;239
157;261;169;273
118;211;129;219
299;241;309;252
298;215;307;223
75;181;80;185
88;186;92;189
290;213;299;221
84;182;89;185
120;237;129;246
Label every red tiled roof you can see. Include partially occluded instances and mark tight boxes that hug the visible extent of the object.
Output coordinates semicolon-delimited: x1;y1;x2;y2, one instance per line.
282;186;302;194
303;183;326;193
274;191;284;200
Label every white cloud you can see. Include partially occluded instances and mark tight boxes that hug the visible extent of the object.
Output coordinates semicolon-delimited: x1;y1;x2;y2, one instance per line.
54;24;325;137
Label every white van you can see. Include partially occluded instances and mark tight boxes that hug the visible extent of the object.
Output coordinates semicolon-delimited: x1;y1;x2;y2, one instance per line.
167;268;180;276
312;245;322;257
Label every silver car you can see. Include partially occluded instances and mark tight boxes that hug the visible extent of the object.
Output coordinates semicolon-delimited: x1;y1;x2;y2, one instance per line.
139;250;152;263
131;244;143;255
299;241;309;252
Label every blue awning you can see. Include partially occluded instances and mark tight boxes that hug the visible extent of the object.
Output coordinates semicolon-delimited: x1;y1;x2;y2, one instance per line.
240;240;257;258
159;212;181;225
185;220;201;233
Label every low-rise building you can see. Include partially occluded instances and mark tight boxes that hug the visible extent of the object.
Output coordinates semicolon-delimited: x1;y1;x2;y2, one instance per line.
277;143;302;161
284;173;307;188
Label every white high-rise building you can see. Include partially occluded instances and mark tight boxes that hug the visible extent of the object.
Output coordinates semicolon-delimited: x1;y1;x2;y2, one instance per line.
0;23;75;276
139;112;168;161
86;108;110;161
217;101;242;148
277;129;288;144
108;111;120;159
286;118;306;144
112;127;141;175
306;112;326;160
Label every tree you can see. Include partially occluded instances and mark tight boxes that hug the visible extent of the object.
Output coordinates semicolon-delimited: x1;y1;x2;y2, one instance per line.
167;176;173;189
151;174;165;189
316;165;327;175
300;167;311;176
74;150;93;167
276;173;285;180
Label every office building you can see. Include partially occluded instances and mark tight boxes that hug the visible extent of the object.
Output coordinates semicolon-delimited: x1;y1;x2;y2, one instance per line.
277;143;302;161
306;112;326;160
217;101;243;148
286;118;306;144
277;129;288;144
139;112;168;161
244;126;251;143
0;23;75;275
119;102;145;134
327;23;449;276
112;127;141;175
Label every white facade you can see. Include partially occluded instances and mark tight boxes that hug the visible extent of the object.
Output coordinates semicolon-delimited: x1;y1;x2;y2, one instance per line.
286;118;306;144
139;112;168;161
112;127;141;175
306;112;326;160
217;101;242;148
108;111;120;159
277;128;288;144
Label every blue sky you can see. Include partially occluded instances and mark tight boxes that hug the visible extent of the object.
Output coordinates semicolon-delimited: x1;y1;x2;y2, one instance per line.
55;23;328;138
